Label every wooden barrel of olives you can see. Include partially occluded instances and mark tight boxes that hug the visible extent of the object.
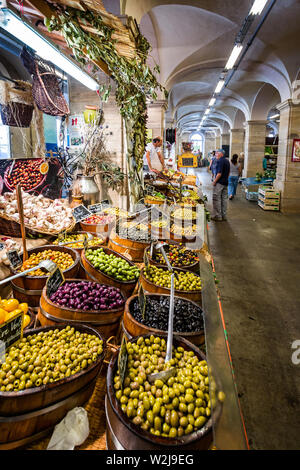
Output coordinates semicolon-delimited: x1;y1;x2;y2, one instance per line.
52;231;105;255
80;220;114;236
0;324;106;449
11;245;80;307
140;265;202;305
81;246;139;298
108;231;150;263
146;244;200;274
123;294;205;346
106;334;222;450
38;280;126;340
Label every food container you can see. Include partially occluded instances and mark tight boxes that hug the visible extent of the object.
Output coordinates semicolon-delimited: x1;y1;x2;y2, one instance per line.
108;230;150;263
123;293;204;346
38;279;126;340
106;334;222;450
81;246;139;298
147;244;199;273
140;265;202;305
11;245;80;307
0;324;106;449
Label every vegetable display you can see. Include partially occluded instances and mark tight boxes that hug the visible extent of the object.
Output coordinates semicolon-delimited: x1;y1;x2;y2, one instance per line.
143;266;201;292
49;281;125;311
114;335;211;437
53;233;104;249
85;248;140;282
5;159;46;192
130;296;203;332
82;214;115;226
0;326;103;392
18;250;74;276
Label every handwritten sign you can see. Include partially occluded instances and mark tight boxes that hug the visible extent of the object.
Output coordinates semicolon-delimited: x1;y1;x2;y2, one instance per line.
118;336;128;389
72;205;92;223
46;267;65;298
88;203;104;215
138;282;147;320
7;250;22;269
0;311;23;352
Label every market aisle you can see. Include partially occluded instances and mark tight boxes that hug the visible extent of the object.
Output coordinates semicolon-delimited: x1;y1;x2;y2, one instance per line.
195;168;300;450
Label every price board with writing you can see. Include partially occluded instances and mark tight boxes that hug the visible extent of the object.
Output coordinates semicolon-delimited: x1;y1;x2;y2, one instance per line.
7;250;22;269
118;336;128;389
46;267;65;298
0;311;23;352
72;205;92;223
88;203;104;215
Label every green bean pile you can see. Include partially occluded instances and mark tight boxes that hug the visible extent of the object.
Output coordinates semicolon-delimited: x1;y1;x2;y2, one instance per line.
0;326;103;392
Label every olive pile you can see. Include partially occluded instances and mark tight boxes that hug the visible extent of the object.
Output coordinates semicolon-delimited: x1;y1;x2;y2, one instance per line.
130;296;204;332
18;249;74;276
150;244;199;268
117;227;154;243
0;326;103;392
143;266;202;292
86;248;140;282
114;335;212;438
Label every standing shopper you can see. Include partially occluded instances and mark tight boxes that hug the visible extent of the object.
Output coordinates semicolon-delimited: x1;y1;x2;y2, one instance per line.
228;154;242;200
209;151;218;181
143;137;165;174
211;149;230;221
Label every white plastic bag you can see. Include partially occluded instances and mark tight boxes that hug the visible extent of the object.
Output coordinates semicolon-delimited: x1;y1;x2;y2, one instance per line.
47;407;89;450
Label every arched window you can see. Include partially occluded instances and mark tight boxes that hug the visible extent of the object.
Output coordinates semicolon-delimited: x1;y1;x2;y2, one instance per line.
190;133;203;154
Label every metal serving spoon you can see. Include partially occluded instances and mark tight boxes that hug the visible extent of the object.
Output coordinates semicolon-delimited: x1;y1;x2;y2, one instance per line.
0;260;57;286
148;273;177;383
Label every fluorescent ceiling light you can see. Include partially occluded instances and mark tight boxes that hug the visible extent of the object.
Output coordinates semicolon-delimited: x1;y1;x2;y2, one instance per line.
209;97;216;107
225;44;243;70
269;113;280;120
204;109;210;115
250;0;268;15
1;8;99;91
215;80;225;94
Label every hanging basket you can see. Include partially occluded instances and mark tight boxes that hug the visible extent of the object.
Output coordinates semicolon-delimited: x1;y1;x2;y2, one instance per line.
0;102;34;127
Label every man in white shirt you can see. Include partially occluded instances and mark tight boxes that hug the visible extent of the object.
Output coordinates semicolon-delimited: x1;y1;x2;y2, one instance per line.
143;137;165;174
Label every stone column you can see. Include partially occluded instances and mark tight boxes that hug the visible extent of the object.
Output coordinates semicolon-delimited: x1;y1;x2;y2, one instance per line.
274;99;300;212
221;133;230;147
204;132;216;157
147;99;168;141
244;120;267;177
230;128;245;157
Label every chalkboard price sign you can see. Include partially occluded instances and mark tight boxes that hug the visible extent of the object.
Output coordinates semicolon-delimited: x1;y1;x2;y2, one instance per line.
72;205;92;223
0;311;23;352
88;203;104;215
138;283;147;320
7;250;22;269
118;336;128;389
46;267;65;298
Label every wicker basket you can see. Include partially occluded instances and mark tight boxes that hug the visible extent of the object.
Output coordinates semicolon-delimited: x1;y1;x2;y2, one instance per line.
0;102;33;127
0;212;76;239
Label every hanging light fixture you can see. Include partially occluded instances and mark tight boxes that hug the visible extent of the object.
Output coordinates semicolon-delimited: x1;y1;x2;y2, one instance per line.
250;0;269;16
0;8;99;91
225;44;243;70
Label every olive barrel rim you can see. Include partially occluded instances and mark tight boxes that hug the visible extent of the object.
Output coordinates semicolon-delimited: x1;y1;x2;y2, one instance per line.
0;323;106;399
10;245;80;280
81;246;140;286
38;304;122;327
140;265;202;295
41;279;126;315
110;230;151;249
124;293;204;337
107;333;222;447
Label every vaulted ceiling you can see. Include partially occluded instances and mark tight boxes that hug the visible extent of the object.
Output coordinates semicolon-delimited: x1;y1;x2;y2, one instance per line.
123;0;300;134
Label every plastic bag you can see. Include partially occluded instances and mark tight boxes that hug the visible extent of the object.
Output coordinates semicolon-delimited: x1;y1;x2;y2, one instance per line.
47;407;89;450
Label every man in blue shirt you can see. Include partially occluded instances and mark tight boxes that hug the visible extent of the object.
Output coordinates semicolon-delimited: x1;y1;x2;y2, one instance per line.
211;149;230;221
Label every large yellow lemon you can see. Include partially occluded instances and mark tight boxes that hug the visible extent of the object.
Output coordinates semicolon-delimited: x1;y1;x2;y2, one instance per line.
4;299;20;312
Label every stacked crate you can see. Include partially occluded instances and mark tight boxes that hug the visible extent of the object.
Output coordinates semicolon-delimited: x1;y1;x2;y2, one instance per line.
258;186;281;211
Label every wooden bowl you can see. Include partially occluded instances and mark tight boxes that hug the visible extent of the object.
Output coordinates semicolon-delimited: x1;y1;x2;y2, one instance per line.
38;279;126;340
0;324;106;417
123;293;205;346
106;333;222;450
140;265;202;305
81;246;139;298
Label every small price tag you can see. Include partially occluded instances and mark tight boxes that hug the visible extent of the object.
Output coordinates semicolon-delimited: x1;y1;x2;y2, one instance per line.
138;282;147;320
7;250;22;269
143;249;149;269
0;311;23;353
57;230;67;242
46;267;65;298
83;233;89;251
118;336;128;389
72;205;92;223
